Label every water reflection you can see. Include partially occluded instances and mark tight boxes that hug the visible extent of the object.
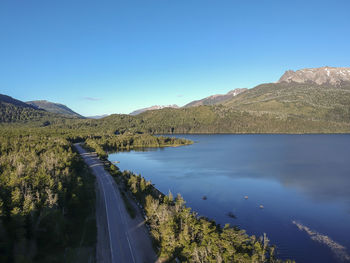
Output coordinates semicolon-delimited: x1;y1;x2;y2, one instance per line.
115;135;350;206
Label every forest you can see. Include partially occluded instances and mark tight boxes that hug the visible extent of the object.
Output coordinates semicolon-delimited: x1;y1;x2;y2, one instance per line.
0;126;194;262
0;128;96;262
84;133;193;159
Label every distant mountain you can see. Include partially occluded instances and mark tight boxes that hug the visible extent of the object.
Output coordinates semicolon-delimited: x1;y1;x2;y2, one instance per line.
278;66;350;86
0;95;79;124
0;94;38;109
130;105;179;115
97;66;350;134
184;88;248;107
87;114;110;119
0;94;49;123
26;100;83;118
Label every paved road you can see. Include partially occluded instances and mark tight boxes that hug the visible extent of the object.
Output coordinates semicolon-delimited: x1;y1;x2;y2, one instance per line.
74;143;157;263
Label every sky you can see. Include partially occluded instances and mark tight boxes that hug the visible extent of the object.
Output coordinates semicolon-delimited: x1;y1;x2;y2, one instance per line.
1;0;349;116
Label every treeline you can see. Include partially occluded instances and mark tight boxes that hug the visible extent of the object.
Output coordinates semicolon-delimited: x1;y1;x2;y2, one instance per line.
0;102;48;123
106;167;294;263
84;133;193;158
45;81;350;134
0;129;96;262
51;105;350;135
2;81;350;134
0;101;79;127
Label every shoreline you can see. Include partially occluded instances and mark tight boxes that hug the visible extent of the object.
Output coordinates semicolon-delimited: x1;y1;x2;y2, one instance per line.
88;141;293;262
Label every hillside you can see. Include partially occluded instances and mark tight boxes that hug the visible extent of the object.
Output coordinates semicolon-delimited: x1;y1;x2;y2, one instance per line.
0;94;38;109
184;88;247;107
0;94;75;125
0;94;47;123
27;100;83;117
222;81;350;122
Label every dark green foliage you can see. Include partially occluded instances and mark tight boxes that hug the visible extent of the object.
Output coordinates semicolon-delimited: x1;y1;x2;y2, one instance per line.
0;101;48;123
0;128;96;262
0;95;80;125
90;105;349;134
84;133;193;154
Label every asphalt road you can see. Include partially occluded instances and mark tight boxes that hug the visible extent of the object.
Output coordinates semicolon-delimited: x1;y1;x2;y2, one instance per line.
74;143;157;263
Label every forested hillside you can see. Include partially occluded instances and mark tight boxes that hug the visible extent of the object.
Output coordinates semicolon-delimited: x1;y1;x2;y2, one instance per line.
79;106;349;134
222;82;350;122
0;128;96;262
0;95;80;126
91;81;350;134
26;100;83;118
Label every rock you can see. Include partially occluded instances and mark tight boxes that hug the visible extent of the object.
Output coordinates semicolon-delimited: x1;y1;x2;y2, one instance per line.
278;66;350;86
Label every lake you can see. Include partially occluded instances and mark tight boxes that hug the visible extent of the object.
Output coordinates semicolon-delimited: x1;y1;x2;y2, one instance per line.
108;134;350;263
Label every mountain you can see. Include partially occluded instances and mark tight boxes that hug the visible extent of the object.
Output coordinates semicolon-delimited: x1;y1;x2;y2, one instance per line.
2;66;350;133
0;94;50;123
184;88;248;107
0;94;77;124
278;66;350;86
91;67;350;134
130;105;179;115
0;94;38;109
26;100;83;118
222;81;350;122
87;114;110;119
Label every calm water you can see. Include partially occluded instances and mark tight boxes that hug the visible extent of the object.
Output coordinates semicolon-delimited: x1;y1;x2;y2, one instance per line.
109;135;350;263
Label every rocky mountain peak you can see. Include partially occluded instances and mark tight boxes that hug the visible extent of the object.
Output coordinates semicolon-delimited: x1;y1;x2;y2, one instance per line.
278;66;350;86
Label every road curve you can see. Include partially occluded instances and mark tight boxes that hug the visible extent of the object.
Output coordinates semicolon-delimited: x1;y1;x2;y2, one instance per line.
74;143;157;263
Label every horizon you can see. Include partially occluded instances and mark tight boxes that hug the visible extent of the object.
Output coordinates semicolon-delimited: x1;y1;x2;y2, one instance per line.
1;0;350;115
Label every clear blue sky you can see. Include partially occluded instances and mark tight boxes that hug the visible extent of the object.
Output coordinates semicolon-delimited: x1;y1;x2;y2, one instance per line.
1;0;349;116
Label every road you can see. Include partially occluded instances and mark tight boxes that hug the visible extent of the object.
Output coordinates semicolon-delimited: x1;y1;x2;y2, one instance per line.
74;143;157;263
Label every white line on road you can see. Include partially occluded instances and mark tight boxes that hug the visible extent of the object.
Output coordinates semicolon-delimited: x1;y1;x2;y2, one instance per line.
108;175;136;263
98;175;115;263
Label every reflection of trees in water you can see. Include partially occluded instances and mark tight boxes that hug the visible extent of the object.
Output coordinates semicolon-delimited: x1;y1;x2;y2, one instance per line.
110;147;161;153
293;221;350;262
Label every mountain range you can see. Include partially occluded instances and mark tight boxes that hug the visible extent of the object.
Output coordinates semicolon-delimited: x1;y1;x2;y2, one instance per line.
129;88;247;115
1;66;350;133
